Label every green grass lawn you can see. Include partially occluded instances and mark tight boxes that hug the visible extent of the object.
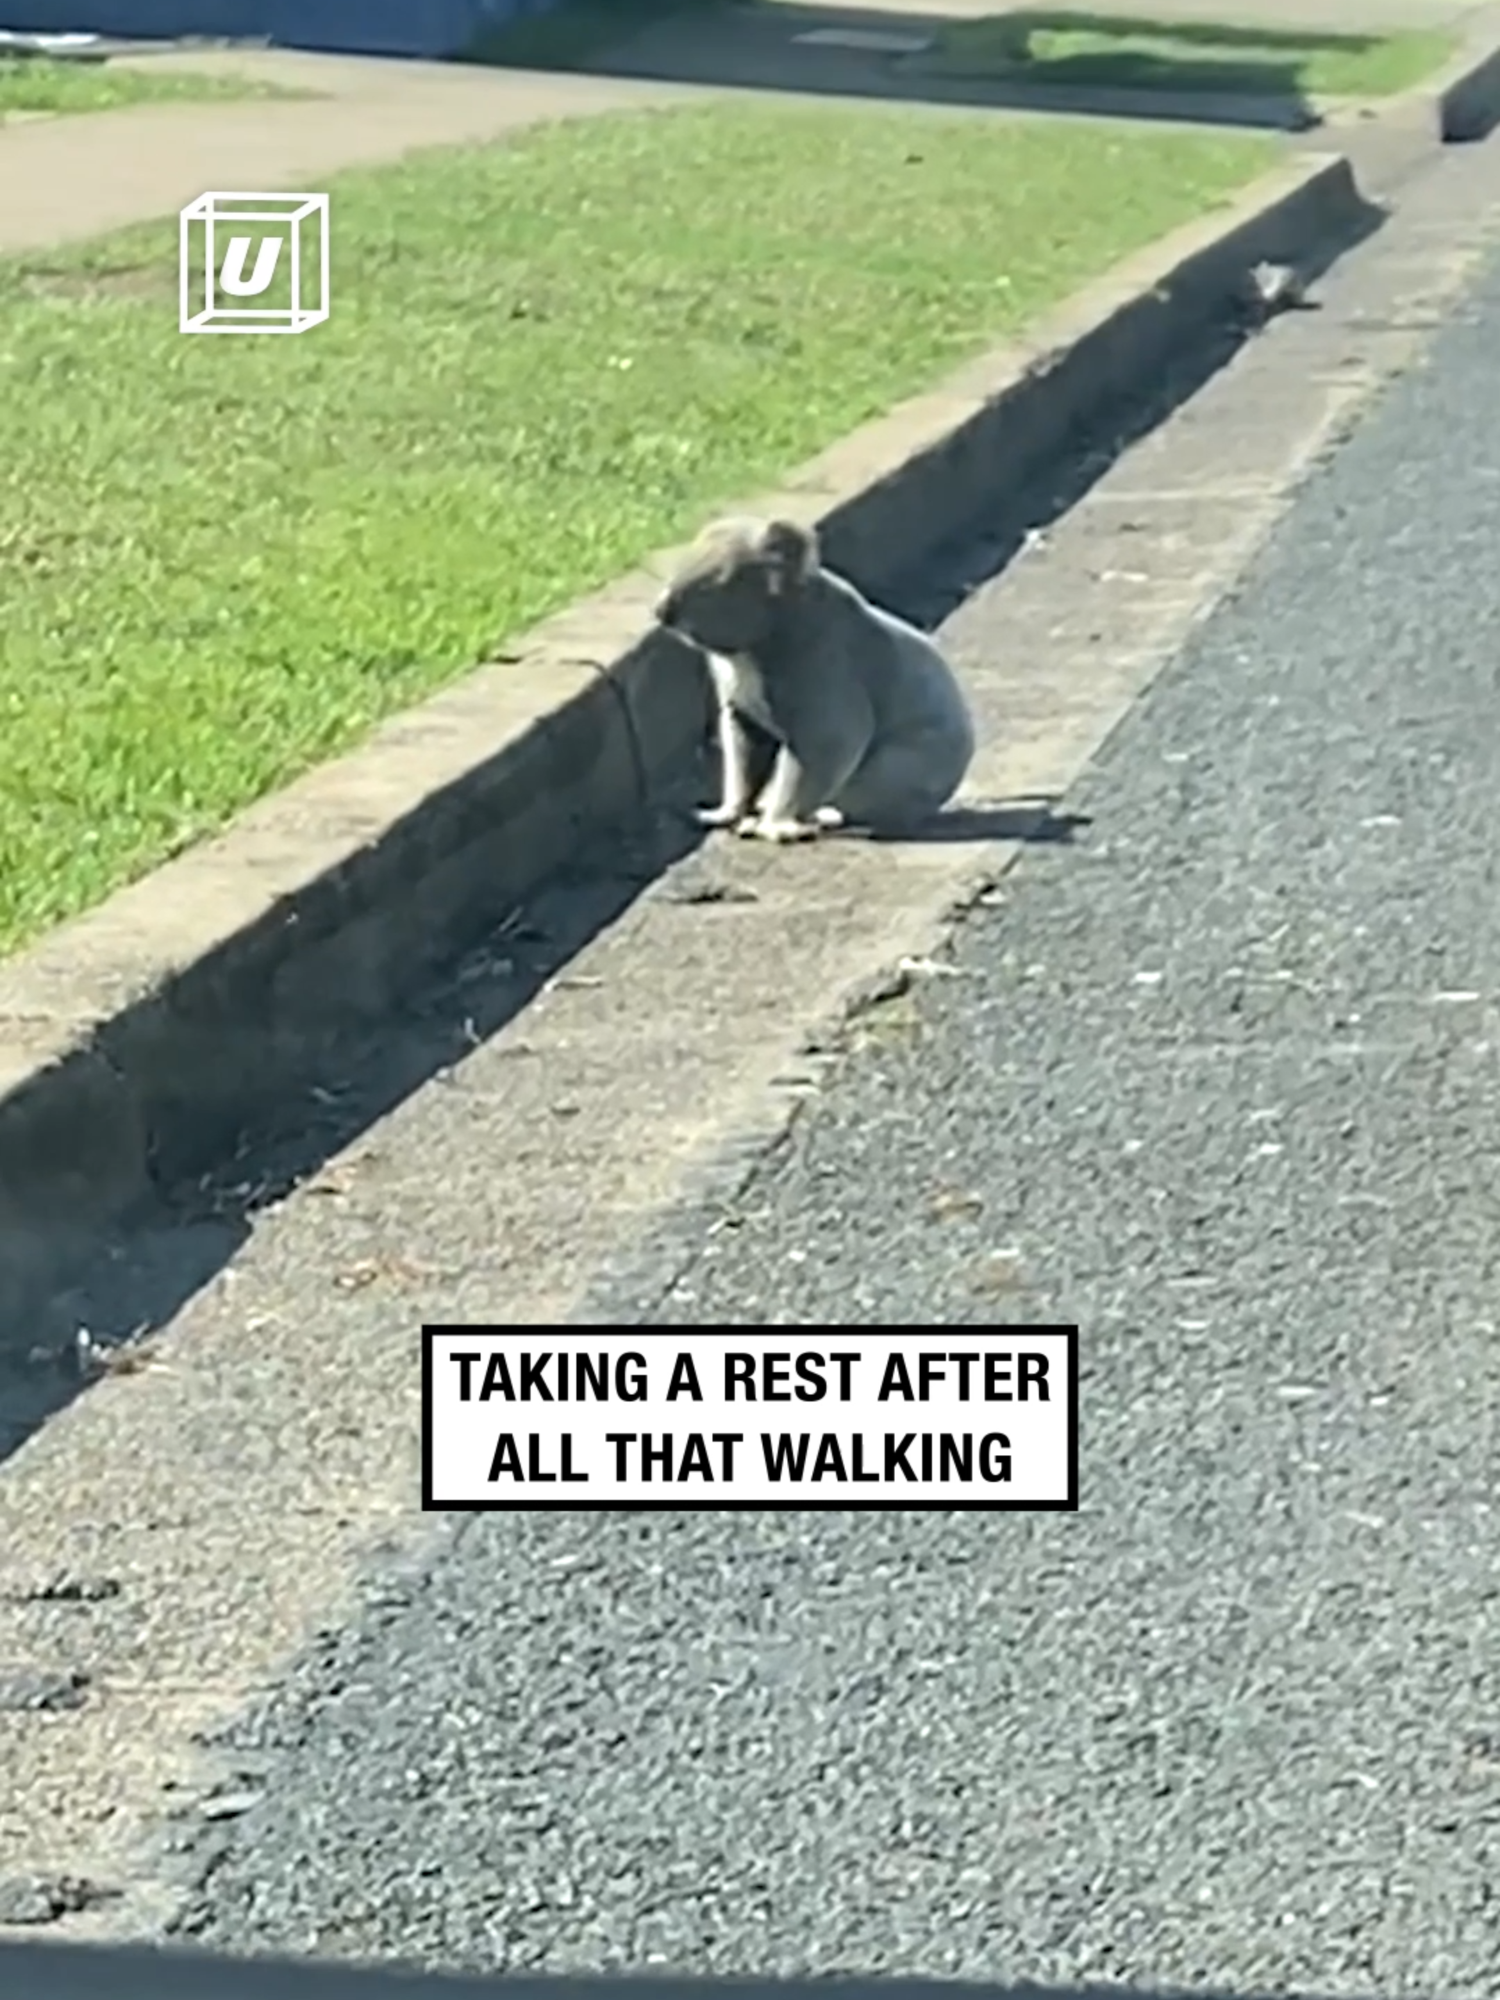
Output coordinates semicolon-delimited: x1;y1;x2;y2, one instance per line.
0;55;303;117
922;11;1453;100
0;101;1274;957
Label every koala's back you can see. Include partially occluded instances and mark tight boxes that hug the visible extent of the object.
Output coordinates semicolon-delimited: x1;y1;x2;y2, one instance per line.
811;571;972;748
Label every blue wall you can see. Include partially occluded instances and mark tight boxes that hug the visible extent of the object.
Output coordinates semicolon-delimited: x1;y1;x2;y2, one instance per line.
0;0;560;59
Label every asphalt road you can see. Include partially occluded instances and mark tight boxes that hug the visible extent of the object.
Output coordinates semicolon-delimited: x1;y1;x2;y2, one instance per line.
167;242;1500;1996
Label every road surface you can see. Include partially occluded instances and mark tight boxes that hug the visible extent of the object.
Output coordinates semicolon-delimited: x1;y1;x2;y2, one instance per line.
153;224;1500;1998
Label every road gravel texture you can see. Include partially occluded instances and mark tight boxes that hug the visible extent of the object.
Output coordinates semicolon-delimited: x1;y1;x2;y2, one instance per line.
169;242;1500;1996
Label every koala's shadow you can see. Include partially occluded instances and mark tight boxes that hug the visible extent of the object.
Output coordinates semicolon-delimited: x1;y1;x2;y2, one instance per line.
719;719;1090;848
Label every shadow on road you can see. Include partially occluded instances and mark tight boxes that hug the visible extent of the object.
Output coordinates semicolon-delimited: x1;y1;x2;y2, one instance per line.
0;1952;1429;2000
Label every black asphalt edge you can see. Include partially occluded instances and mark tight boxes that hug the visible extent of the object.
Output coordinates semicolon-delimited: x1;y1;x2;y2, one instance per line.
0;151;1376;1325
0;1947;1353;2000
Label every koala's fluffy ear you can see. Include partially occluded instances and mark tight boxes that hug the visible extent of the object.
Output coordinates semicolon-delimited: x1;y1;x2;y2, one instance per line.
760;518;819;593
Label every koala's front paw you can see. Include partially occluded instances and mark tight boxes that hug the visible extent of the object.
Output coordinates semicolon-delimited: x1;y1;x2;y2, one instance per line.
740;815;820;844
695;802;749;829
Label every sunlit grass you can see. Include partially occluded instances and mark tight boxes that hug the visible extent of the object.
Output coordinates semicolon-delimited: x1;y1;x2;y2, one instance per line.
0;54;304;117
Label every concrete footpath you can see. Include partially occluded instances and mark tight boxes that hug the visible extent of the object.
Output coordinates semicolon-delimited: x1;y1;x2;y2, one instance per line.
0;48;683;254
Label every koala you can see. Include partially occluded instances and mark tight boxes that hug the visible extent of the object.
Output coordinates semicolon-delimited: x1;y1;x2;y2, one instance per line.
654;516;975;843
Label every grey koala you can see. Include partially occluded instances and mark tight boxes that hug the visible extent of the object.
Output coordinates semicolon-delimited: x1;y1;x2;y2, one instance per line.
654;516;975;843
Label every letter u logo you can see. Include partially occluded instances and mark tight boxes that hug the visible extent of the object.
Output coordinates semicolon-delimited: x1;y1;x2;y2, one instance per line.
218;235;281;297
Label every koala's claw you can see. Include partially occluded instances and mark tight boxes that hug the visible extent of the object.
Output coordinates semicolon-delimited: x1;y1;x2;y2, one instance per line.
739;815;820;844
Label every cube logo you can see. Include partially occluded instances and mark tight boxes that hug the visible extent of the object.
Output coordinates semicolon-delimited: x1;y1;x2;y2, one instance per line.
179;191;329;335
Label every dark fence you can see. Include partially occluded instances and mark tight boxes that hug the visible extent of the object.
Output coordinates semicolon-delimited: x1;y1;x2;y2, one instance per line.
0;0;558;59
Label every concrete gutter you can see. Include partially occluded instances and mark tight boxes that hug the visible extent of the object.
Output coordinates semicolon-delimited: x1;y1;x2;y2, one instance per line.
0;149;1377;1322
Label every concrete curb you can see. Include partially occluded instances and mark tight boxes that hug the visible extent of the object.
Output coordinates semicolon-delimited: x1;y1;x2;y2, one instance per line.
1434;5;1500;141
1331;4;1500;153
1326;3;1500;151
0;148;1375;1321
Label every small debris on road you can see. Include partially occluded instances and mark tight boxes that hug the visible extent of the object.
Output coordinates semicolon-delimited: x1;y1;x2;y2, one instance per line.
0;1574;120;1606
970;1250;1025;1295
0;1667;91;1713
0;1873;116;1926
897;954;964;979
199;1790;265;1822
927;1186;985;1223
303;1151;378;1197
333;1254;428;1293
664;882;760;906
73;1327;163;1379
